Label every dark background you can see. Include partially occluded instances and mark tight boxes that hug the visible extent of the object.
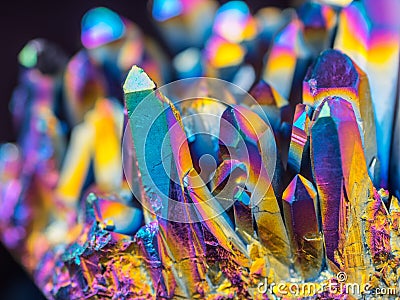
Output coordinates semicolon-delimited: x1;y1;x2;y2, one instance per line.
0;0;294;298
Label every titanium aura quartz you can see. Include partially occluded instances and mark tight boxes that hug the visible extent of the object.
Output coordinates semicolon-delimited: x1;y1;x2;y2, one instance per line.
0;1;399;299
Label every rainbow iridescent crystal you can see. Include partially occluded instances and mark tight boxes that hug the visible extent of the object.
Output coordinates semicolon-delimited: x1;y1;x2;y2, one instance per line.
0;1;400;299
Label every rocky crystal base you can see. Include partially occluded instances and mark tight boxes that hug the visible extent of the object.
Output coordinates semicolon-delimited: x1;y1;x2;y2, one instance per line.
1;0;400;299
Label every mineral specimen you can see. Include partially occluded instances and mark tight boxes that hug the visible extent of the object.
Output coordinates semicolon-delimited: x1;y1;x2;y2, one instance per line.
0;1;400;299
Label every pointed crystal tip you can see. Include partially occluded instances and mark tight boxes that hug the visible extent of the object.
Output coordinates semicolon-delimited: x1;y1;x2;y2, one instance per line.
123;65;156;94
305;49;358;89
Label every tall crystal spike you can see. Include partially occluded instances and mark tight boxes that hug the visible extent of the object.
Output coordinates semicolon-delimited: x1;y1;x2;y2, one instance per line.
219;105;291;264
304;49;379;185
123;66;208;297
334;0;400;187
310;97;374;282
282;174;323;280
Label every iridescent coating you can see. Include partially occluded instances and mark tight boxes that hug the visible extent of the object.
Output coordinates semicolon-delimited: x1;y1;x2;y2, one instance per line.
209;160;252;239
16;39;68;74
149;84;250;295
57;99;123;205
262;18;304;100
0;144;20;181
173;79;235;183
55;123;92;204
364;189;391;265
37;187;252;299
124;66;193;217
64;51;106;125
204;35;246;80
0;144;23;248
184;168;249;258
298;2;336;55
248;80;291;174
212;1;257;44
11;39;67;166
249;79;288;133
304;49;378;184
124;66;211;298
262;3;335;106
118;21;171;86
123;66;160;203
134;221;168;297
249;80;288;108
124;67;253;297
92;195;143;236
151;0;218;52
317;0;352;6
3;2;400;299
231;64;256;92
391;95;400;197
255;7;293;51
36;193;155;299
81;7;171;99
152;0;183;21
81;7;126;49
219;105;291;264
209;159;247;204
310;97;373;281
364;191;400;294
287;104;312;176
233;190;253;241
282;174;323;280
140;85;249;257
334;0;400;188
308;98;341;259
173;48;203;79
389;195;400;256
1;40;68;260
18;84;66;174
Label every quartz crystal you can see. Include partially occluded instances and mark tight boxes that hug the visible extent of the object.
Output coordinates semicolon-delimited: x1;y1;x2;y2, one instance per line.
0;1;400;299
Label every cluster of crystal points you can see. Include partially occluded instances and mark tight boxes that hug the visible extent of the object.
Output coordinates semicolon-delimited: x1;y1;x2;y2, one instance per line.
0;0;400;299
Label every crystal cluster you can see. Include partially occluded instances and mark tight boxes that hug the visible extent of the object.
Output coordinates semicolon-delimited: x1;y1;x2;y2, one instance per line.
0;1;400;299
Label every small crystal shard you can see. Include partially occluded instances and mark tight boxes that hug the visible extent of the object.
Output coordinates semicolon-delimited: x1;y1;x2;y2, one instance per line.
287;103;313;177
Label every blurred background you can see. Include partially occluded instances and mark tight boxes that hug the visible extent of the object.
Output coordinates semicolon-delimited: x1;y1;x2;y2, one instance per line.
0;0;297;298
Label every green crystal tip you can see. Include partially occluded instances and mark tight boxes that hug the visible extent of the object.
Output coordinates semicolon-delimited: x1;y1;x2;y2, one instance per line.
123;65;156;94
18;44;38;68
